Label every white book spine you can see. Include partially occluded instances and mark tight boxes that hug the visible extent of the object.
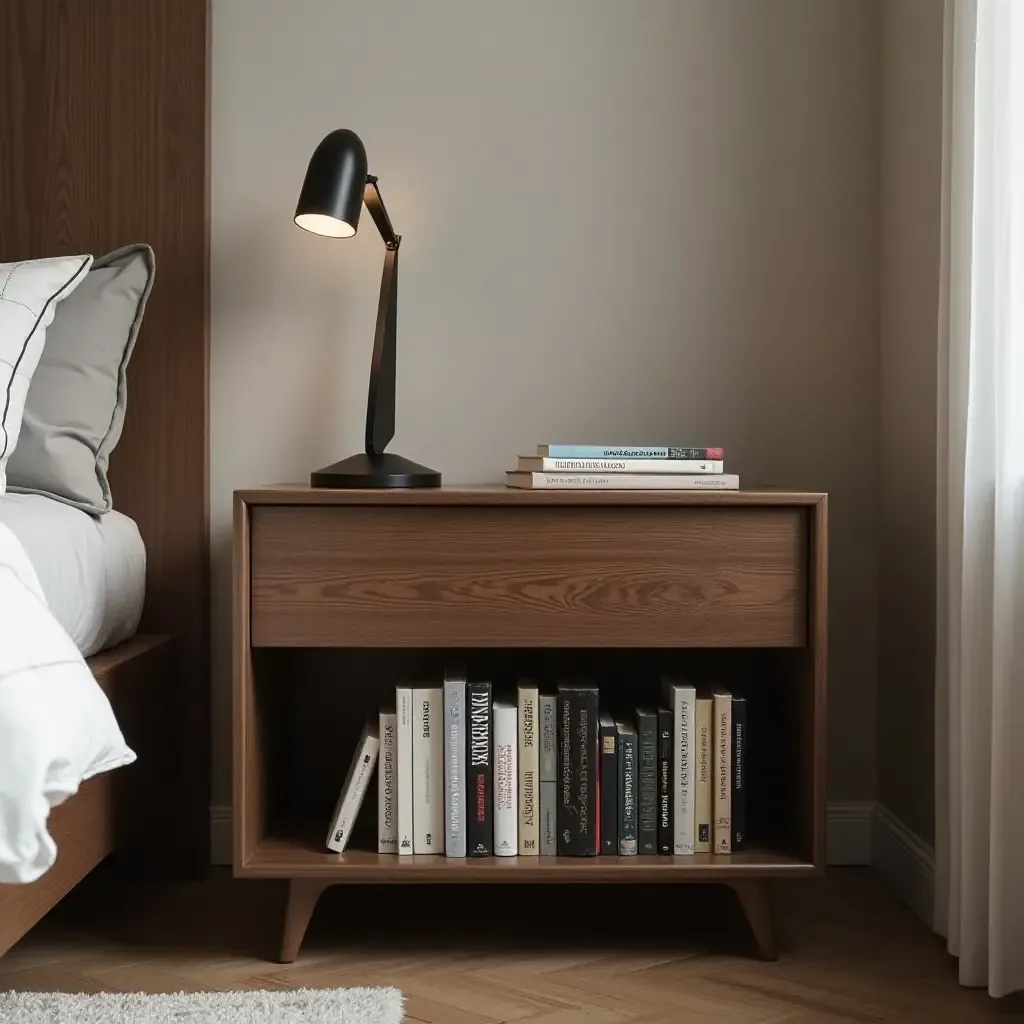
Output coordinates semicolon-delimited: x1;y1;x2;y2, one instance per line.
539;694;558;855
517;684;539;855
506;472;739;491
444;675;466;858
377;711;398;853
694;699;713;854
413;687;444;854
396;688;414;855
520;457;724;474
714;692;733;854
663;681;696;855
326;723;380;853
493;701;518;856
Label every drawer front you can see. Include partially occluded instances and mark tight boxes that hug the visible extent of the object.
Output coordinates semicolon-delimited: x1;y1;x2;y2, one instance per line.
250;505;807;647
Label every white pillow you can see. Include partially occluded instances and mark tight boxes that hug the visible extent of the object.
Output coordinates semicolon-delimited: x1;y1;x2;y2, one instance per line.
0;255;93;494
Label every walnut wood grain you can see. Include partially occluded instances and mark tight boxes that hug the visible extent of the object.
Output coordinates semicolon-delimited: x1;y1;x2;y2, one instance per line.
730;879;778;961
278;880;330;964
0;636;174;957
242;836;815;883
0;0;210;873
238;485;826;506
251;505;807;648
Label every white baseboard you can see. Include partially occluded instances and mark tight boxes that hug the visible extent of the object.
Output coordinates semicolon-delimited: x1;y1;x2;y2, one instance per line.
826;801;874;865
210;801;878;867
872;803;935;927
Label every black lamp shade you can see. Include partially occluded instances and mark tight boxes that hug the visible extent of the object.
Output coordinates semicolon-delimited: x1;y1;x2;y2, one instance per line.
294;129;368;238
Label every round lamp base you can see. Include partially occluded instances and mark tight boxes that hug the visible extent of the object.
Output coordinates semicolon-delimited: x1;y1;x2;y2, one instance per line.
310;452;441;489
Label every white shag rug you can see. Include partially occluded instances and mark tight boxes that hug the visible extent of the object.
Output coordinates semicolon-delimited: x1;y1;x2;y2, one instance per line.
0;987;404;1023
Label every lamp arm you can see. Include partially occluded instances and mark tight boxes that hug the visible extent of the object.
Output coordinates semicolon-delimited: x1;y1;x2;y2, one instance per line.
363;176;400;251
363;176;398;456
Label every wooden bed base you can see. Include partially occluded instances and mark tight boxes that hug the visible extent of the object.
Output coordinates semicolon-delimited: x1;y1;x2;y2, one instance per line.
0;636;177;958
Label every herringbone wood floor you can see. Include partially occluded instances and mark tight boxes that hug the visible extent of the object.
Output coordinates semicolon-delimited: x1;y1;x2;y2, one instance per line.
0;868;1014;1022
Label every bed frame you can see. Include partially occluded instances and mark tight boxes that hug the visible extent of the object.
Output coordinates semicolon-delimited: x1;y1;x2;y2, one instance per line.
0;0;210;955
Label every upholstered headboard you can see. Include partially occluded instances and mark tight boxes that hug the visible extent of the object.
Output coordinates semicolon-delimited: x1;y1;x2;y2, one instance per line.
0;0;210;871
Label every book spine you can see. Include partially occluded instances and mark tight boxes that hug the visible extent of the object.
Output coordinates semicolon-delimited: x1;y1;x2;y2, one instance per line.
557;689;579;855
326;731;380;853
413;688;443;854
517;685;539;855
694;698;713;853
396;688;414;855
637;711;658;854
618;730;637;855
539;694;558;855
444;680;466;858
577;691;599;856
714;694;733;854
493;703;518;856
465;682;493;856
732;696;747;852
599;717;618;855
670;686;697;855
542;446;724;460
508;472;739;491
657;709;672;855
377;711;398;853
529;458;724;474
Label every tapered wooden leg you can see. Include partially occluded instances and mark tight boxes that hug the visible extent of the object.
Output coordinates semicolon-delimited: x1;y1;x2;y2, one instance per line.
278;879;329;963
729;880;777;961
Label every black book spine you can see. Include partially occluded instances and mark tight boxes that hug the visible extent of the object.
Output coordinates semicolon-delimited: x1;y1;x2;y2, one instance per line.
732;696;747;852
576;689;599;856
637;710;657;854
618;729;637;855
557;688;580;855
465;682;493;856
599;717;617;855
657;709;672;854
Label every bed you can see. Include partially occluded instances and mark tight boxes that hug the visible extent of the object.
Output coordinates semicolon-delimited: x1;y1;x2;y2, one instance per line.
0;0;209;956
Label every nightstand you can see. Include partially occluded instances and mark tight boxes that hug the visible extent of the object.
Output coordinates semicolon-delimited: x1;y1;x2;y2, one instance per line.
234;485;827;962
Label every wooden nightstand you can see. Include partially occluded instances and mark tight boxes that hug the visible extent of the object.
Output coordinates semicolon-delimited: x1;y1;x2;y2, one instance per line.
234;486;827;962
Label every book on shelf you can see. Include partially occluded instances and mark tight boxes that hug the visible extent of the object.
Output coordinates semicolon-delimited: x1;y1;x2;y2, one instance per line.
636;708;658;855
444;670;467;858
616;720;637;856
732;695;747;852
712;688;733;855
656;708;673;855
537;446;725;460
557;683;599;856
377;708;397;853
517;456;724;475
662;677;696;855
507;472;739;491
396;687;414;855
517;681;539;855
539;692;558;856
694;696;713;853
466;680;493;857
413;686;443;854
493;699;518;857
598;711;618;855
326;718;380;853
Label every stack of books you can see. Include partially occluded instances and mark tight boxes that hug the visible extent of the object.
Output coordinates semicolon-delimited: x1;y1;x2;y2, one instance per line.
325;671;749;858
505;445;739;490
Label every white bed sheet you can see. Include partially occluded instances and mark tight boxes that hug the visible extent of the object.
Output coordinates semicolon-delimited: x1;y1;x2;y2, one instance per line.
0;494;145;657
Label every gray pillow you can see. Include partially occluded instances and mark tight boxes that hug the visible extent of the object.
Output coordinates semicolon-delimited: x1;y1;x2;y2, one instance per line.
6;245;155;514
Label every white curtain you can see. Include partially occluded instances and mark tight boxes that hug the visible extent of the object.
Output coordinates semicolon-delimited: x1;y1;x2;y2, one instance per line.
935;0;1024;999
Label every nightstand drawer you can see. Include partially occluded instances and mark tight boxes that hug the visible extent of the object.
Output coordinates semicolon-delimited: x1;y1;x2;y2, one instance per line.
249;504;807;647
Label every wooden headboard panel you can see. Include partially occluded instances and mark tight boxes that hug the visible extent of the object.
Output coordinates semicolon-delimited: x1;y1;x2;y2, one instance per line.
0;0;210;870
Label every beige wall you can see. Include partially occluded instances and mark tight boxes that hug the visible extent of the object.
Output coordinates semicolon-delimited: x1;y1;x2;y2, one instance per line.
878;0;944;845
210;0;880;811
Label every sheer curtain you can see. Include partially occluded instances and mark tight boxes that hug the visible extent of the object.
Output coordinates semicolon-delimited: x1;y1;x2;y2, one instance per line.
935;0;1024;998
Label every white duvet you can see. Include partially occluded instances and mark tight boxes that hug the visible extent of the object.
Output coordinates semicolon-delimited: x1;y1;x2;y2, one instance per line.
0;521;135;884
